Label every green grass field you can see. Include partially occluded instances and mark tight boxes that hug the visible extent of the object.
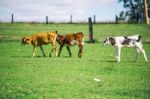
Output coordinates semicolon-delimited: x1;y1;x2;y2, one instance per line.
0;23;150;99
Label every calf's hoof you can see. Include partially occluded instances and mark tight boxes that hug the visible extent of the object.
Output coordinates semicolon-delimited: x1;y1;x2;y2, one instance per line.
117;60;120;62
78;56;82;58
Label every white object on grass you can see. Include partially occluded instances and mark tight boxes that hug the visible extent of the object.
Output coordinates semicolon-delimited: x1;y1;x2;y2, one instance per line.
93;78;100;82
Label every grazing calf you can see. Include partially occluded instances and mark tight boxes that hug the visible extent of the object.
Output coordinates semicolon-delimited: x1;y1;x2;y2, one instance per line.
104;35;148;62
21;31;58;58
56;32;84;58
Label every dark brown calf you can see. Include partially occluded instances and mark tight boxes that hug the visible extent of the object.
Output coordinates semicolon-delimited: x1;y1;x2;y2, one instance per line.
56;32;84;58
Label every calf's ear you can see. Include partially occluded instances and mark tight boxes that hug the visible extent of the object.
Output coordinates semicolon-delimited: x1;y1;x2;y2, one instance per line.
105;37;108;40
124;36;128;39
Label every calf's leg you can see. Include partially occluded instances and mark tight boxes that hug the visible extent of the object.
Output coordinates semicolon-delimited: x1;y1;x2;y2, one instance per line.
134;48;140;61
66;46;72;57
115;46;121;62
78;45;83;58
138;46;148;62
54;43;58;57
49;43;58;57
58;45;64;57
32;47;36;58
135;43;148;62
39;45;46;57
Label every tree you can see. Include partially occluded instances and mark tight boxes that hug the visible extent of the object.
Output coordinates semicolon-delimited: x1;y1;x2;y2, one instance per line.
118;0;149;23
144;0;149;24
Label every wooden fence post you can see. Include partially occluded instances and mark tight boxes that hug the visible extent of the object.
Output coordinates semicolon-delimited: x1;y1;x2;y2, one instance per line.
93;15;96;24
88;17;94;43
46;16;48;24
115;15;118;24
11;13;14;23
70;15;72;24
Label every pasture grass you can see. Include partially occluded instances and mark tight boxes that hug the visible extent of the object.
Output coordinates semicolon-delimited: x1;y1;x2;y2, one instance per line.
0;23;150;99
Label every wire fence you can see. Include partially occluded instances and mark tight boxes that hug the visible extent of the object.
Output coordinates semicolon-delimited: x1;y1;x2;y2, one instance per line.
6;13;118;24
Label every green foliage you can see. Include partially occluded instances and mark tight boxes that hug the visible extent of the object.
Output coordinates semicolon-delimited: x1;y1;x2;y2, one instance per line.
0;23;150;98
118;0;148;23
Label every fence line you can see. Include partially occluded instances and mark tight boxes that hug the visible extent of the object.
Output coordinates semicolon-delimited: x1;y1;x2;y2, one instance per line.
9;13;104;24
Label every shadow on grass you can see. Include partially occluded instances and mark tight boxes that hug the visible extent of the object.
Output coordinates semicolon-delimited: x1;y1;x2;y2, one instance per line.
106;60;139;63
11;55;44;58
107;60;117;63
11;55;72;58
57;56;70;58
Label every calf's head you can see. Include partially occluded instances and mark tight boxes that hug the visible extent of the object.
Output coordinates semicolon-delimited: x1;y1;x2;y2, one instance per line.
21;37;32;46
56;34;65;44
104;37;115;45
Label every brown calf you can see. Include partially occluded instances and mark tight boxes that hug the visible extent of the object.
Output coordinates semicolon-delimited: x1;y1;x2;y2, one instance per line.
56;32;84;58
21;31;57;58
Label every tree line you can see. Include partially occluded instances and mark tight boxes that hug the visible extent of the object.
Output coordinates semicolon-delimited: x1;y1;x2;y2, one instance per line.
118;0;149;24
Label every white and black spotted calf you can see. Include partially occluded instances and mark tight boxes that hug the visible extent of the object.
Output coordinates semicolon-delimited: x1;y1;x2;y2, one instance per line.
104;35;148;62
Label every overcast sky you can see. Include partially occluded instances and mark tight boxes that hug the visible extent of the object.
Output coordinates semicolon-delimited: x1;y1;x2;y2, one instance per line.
0;0;123;22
